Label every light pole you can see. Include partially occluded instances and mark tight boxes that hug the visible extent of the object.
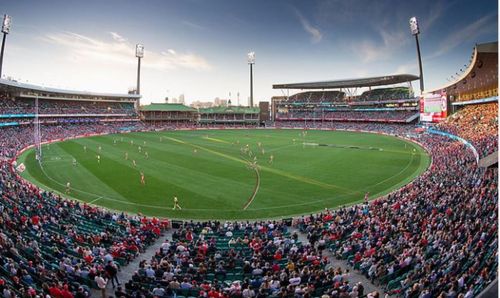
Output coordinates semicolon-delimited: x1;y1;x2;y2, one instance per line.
247;52;255;107
0;14;12;79
135;44;144;106
409;17;424;93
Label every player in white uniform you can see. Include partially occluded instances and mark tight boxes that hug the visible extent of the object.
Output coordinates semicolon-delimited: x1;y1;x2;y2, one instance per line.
72;158;77;167
97;155;101;164
140;172;145;185
172;196;182;210
66;182;71;194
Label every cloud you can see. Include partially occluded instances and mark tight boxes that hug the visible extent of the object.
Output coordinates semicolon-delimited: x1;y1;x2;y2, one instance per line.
293;8;322;43
428;14;497;59
109;32;127;43
182;20;206;31
354;28;408;62
42;31;211;71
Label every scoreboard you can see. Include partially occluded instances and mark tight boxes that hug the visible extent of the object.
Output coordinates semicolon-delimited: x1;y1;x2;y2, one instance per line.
420;93;447;122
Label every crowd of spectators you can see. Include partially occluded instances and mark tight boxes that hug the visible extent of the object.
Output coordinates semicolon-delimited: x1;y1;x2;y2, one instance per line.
295;128;497;297
0;94;136;116
436;103;498;157
0;123;168;297
122;221;375;298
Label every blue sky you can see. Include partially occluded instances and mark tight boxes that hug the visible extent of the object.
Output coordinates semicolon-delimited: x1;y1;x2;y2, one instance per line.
1;0;497;105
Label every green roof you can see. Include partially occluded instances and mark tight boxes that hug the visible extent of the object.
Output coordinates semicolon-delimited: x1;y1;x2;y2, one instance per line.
140;103;197;112
199;106;260;114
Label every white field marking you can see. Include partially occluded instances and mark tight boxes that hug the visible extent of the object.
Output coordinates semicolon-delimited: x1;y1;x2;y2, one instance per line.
89;197;102;204
243;163;261;210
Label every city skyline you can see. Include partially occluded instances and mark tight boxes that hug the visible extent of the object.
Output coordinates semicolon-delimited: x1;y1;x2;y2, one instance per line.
0;0;497;105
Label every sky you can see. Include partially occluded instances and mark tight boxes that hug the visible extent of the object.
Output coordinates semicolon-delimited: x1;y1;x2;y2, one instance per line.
0;0;497;105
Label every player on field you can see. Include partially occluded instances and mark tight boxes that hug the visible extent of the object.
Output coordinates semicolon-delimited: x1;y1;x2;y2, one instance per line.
138;146;142;153
160;136;163;142
66;182;71;194
72;158;77;167
98;146;102;152
83;145;87;153
172;196;182;210
143;141;147;146
140;171;145;185
193;149;197;154
97;155;101;164
113;139;117;145
269;154;274;164
133;160;137;167
130;140;134;145
364;192;369;203
145;151;149;159
125;152;128;160
261;148;265;155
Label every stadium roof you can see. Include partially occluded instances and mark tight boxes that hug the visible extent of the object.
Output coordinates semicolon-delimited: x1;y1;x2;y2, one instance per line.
427;41;498;94
273;74;419;90
0;78;140;99
140;103;197;112
199;106;260;114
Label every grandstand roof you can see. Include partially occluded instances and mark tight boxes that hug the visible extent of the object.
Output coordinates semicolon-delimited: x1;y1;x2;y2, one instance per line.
272;74;419;90
199;106;260;114
0;78;140;99
140;103;197;112
427;41;498;94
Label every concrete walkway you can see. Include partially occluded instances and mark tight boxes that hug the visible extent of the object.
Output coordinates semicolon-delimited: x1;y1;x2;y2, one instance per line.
290;227;384;296
91;231;173;297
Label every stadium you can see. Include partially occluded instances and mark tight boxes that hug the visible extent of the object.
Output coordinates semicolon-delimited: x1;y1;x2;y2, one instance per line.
0;1;497;298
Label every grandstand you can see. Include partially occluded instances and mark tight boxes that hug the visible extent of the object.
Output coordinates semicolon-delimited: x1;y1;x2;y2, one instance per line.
198;106;260;125
272;74;420;124
140;103;198;123
0;79;140;127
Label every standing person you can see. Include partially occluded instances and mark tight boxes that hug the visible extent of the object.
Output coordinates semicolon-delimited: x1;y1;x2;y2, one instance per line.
140;172;146;185
97;155;101;164
124;152;128;160
132;160;137;167
66;182;71;194
105;261;120;289
72;158;77;167
145;151;149;159
83;145;87;153
94;272;108;298
364;192;369;203
172;196;182;210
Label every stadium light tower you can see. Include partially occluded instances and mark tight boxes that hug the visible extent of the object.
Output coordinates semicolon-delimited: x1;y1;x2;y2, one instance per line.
409;17;424;93
135;44;144;105
0;14;12;79
247;52;255;107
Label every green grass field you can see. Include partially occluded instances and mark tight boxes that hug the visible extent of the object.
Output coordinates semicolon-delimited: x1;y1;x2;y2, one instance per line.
17;129;430;220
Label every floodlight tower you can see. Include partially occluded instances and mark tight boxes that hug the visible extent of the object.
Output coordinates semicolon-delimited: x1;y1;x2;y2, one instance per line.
247;52;255;107
409;17;424;93
0;14;12;79
135;44;144;106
